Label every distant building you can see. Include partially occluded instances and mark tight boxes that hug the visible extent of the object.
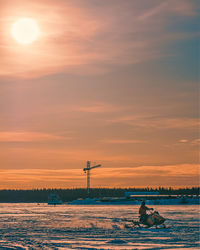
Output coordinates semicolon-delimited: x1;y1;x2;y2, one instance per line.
125;191;160;198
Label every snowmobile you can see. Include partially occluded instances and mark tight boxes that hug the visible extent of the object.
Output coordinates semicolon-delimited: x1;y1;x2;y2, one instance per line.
123;210;167;229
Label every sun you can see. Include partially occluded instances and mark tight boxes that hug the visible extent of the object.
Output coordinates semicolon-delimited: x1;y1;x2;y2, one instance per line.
11;18;40;45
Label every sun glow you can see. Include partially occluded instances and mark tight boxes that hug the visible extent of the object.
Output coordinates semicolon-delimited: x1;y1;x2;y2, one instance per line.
11;18;39;45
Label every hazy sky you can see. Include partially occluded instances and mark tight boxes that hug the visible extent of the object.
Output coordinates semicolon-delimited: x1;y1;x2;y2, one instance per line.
0;0;199;189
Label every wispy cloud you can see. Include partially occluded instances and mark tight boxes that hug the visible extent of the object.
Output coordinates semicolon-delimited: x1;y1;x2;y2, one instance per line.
178;138;200;145
0;131;64;142
0;0;198;78
101;139;146;144
191;138;200;145
72;103;121;113
0;168;84;189
138;0;197;21
0;164;198;189
179;139;189;143
107;115;199;130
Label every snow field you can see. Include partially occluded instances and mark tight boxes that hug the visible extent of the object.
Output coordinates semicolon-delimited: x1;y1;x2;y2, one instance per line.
0;204;199;249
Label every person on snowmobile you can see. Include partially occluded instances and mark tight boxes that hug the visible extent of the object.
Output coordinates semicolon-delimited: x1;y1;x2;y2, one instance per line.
139;201;153;224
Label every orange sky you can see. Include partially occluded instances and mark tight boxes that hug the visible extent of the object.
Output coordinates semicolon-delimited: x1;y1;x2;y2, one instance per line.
0;0;199;189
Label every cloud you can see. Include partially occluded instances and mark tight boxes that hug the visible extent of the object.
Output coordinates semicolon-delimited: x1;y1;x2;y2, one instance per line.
0;0;198;78
101;164;199;178
177;138;200;146
101;139;146;144
179;139;188;143
0;164;198;189
72;103;121;113
0;168;85;189
91;163;199;187
107;115;199;130
0;131;64;142
138;0;197;21
191;138;200;145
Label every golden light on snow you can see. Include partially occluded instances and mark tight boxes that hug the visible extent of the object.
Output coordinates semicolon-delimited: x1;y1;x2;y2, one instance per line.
11;18;39;45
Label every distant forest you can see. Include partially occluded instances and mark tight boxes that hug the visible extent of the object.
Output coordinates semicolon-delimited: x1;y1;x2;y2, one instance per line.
0;187;199;203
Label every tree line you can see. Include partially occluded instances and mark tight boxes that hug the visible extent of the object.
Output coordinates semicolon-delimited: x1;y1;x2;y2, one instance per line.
0;187;199;203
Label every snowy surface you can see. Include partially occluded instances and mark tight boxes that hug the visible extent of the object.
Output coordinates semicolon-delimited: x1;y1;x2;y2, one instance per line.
0;204;199;249
69;197;199;205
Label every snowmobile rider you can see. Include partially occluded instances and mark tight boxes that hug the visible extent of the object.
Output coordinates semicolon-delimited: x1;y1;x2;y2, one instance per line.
139;201;153;224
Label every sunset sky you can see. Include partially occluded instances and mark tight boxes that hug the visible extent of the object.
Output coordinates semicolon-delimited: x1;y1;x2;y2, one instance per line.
0;0;199;189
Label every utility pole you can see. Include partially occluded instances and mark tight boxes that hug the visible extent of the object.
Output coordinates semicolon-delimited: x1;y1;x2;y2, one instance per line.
83;161;101;197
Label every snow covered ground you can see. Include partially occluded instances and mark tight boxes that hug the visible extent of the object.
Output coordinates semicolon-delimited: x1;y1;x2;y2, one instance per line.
0;204;199;249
